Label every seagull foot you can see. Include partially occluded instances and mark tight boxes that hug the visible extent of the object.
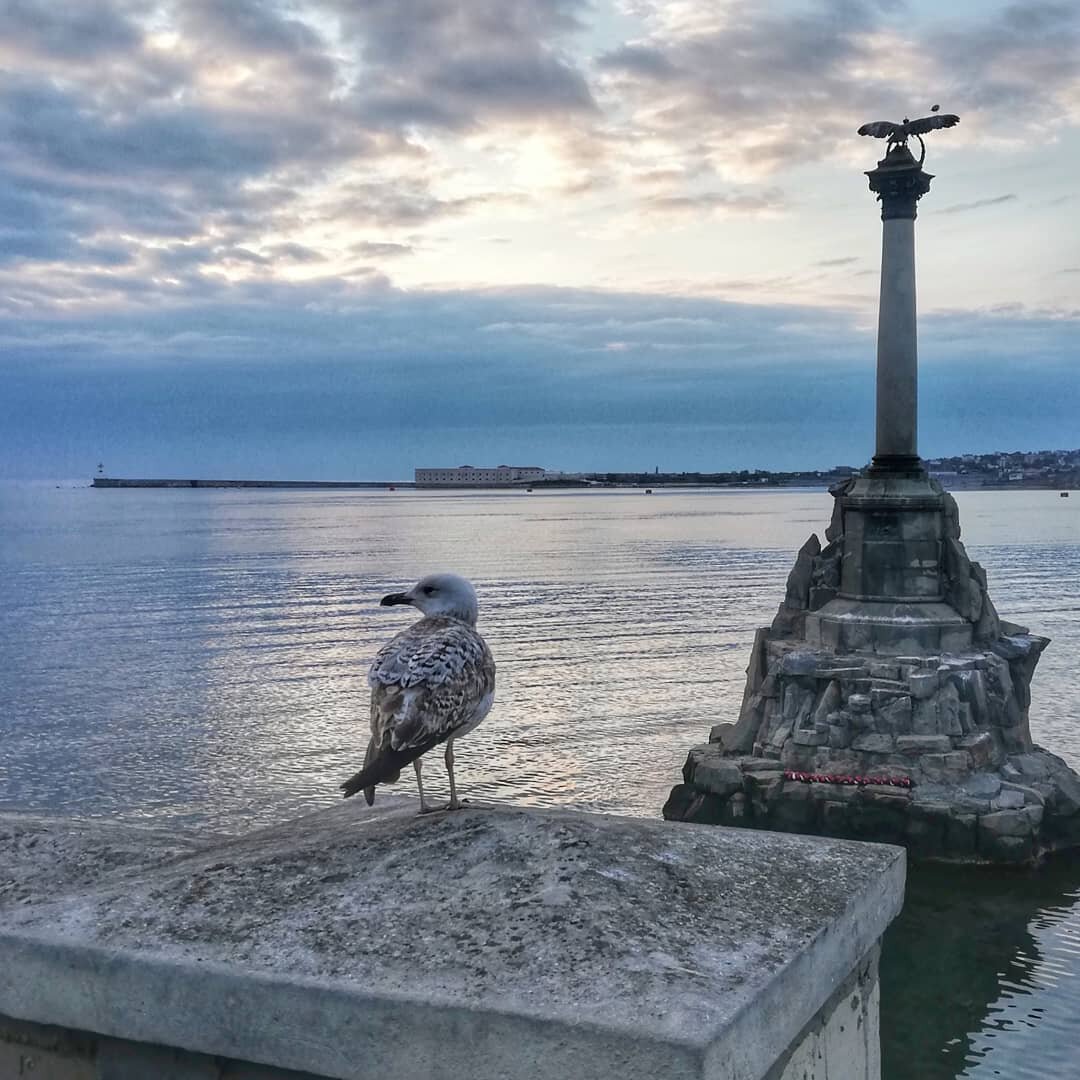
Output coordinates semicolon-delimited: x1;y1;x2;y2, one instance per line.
417;800;468;814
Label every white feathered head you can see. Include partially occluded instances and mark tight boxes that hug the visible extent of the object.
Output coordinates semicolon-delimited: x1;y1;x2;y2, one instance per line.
380;573;480;625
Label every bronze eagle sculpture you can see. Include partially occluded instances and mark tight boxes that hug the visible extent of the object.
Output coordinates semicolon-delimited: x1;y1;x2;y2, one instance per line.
858;106;959;164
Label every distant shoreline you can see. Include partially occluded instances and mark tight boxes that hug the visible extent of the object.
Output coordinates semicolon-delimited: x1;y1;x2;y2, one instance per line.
89;476;1075;493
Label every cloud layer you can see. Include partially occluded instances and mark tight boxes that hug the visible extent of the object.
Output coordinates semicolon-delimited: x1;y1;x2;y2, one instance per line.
3;0;1077;299
3;276;1076;480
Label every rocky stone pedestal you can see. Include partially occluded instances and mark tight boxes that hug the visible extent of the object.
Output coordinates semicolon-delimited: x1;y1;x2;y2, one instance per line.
664;476;1080;865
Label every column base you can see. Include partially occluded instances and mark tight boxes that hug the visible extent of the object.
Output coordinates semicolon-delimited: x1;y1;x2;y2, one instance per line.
840;472;945;602
868;454;925;478
805;598;973;655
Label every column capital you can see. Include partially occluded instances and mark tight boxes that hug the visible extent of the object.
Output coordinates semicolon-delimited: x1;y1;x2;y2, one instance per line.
866;145;933;220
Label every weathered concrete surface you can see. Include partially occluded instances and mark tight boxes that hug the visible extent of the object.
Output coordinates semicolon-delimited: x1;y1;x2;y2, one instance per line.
0;813;228;909
0;801;905;1080
771;949;881;1080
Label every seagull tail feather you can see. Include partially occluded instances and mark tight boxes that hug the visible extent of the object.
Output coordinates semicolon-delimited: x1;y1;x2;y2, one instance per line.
361;768;399;804
341;745;425;800
356;735;379;804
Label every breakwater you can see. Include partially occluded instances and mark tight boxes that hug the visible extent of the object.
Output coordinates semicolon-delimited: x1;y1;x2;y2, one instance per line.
92;477;414;489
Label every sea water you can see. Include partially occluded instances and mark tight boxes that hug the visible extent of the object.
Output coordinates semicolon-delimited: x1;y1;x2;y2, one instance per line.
1;485;1078;1079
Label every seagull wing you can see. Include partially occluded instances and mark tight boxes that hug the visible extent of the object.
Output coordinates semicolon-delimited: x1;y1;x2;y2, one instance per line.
857;121;902;138
341;617;495;800
904;113;960;135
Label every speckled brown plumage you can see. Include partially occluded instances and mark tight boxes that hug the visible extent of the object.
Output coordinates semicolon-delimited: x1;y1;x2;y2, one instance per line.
341;615;495;803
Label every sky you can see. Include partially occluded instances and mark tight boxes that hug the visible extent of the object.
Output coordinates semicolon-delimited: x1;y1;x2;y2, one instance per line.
1;0;1077;482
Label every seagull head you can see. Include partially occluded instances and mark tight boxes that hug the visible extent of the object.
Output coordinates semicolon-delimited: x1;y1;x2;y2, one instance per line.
380;573;480;625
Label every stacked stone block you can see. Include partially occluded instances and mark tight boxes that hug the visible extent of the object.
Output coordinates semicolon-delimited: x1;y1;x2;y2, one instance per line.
665;478;1080;865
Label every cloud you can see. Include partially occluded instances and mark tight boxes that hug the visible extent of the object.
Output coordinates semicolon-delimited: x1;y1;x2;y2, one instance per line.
337;0;596;130
177;0;333;81
0;0;610;297
937;194;1018;215
351;242;414;258
0;70;374;183
593;0;1080;182
931;2;1080;120
593;1;891;176
0;274;850;365
815;257;859;267
324;181;516;229
1;0;141;62
2;271;1073;374
0;177;90;265
643;188;787;218
0;37;350;287
265;243;325;263
595;43;678;80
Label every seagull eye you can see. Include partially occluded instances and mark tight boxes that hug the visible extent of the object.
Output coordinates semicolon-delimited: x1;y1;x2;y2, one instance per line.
422;586;436;596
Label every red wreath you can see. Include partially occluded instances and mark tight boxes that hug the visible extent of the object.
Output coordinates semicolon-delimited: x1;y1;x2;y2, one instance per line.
783;771;912;788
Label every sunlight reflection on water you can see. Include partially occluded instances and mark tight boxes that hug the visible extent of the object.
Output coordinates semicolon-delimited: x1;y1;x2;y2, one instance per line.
2;486;1077;831
0;486;820;828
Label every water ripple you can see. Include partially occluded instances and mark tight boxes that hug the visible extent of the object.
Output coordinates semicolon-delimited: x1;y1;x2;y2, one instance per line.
3;486;1080;1080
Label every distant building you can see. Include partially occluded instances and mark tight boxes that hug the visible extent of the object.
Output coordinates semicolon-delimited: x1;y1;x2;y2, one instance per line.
415;465;546;487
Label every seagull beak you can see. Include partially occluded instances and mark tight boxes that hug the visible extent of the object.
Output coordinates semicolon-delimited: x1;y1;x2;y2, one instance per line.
380;591;413;607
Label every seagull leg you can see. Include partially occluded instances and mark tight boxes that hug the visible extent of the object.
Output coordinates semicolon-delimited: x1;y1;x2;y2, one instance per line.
414;759;432;814
445;739;461;811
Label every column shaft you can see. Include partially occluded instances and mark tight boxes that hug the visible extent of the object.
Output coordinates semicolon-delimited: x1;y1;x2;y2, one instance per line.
875;218;918;462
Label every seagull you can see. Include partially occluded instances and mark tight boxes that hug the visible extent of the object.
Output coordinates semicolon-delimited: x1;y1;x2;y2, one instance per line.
340;573;495;813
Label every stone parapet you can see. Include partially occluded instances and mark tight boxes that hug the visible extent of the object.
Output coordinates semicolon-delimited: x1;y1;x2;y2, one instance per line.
0;803;904;1080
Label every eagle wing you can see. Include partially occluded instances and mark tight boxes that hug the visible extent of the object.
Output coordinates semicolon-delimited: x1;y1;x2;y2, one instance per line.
341;617;495;800
904;113;960;136
857;121;902;139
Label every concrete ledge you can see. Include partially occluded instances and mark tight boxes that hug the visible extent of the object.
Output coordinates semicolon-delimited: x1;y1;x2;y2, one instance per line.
0;801;905;1080
0;812;226;906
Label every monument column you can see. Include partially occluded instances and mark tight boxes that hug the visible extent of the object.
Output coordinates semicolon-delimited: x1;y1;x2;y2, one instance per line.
866;145;931;474
667;106;1080;868
799;131;970;652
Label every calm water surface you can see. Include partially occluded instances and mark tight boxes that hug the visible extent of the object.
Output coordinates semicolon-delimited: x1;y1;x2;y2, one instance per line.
1;486;1079;1079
